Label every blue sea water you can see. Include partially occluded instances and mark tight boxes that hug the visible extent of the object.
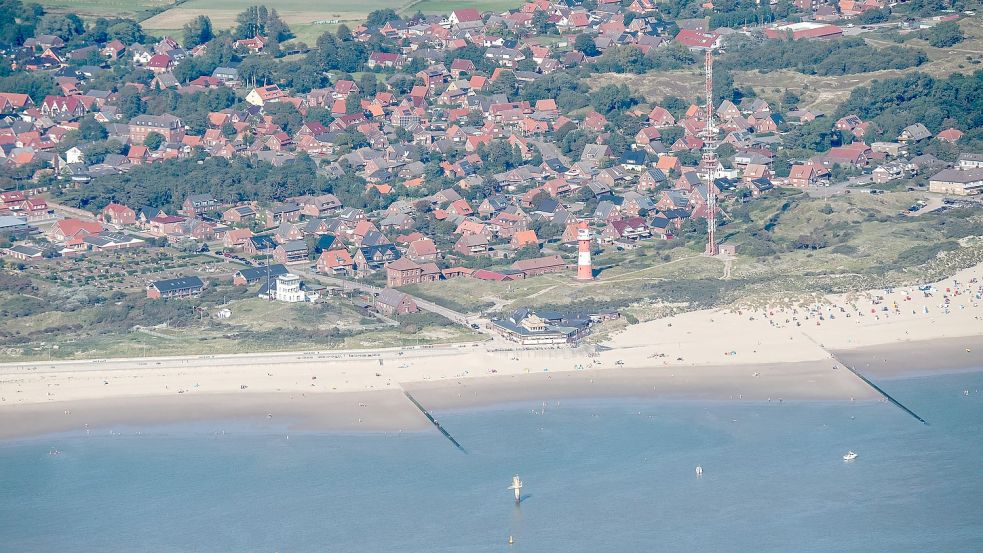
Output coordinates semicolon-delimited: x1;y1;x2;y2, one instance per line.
2;370;982;553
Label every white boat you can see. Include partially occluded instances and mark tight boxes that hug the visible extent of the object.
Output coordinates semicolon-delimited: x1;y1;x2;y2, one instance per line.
695;466;703;476
843;451;858;461
508;474;523;502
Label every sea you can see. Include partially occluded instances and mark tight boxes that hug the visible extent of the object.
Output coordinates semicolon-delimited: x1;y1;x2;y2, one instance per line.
2;369;982;553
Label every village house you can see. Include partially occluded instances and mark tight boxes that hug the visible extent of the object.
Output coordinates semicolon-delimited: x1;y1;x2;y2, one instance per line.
182;194;220;216
223;228;254;249
511;254;566;277
147;276;204;299
928;167;983;196
49;218;103;242
385;257;442;287
788;164;830;188
454;233;490;256
374;288;419;316
223;205;258;224
355;244;401;273
316;248;355;275
273;240;309;265
101;203;136;226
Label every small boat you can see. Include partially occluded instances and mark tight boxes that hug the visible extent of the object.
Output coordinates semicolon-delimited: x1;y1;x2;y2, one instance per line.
508;535;514;545
843;451;858;461
508;474;523;503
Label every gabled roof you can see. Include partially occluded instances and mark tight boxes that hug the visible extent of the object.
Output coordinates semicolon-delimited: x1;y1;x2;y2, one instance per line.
151;276;204;292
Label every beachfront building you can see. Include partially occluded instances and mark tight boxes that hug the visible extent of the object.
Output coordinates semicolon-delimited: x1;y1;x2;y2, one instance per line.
489;308;591;346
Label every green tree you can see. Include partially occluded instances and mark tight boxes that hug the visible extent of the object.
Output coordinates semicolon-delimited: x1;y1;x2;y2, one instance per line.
182;15;213;48
144;132;164;150
107;20;145;44
35;13;84;41
574;33;599;56
0;70;57;102
924;21;964;48
78;116;107;141
590;84;638;115
366;8;399;27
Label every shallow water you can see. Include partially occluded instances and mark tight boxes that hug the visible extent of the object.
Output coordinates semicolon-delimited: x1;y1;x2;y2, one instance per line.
2;370;982;552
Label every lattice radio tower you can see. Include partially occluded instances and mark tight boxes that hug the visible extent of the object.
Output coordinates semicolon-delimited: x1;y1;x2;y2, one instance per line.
702;49;719;256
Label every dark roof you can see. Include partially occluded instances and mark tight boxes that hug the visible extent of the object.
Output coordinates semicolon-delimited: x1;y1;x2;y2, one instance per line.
236;264;288;282
249;235;278;250
619;150;647;165
151;276;204;292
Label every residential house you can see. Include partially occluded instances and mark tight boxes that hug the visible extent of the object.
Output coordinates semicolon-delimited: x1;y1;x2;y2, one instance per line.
788;164;830;188
101;203;136;225
374;288;419;316
511;254;565;277
316;248;355;275
273;240;309;265
385;257;441;287
147;276;204;299
182;193;220;216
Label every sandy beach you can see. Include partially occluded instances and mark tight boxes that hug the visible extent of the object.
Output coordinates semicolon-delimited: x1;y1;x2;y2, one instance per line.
2;262;981;439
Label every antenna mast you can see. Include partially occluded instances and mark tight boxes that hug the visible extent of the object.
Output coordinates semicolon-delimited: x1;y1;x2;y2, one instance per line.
702;49;719;256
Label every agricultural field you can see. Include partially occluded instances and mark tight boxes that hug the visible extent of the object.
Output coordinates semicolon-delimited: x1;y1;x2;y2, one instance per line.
35;0;172;19
139;0;525;45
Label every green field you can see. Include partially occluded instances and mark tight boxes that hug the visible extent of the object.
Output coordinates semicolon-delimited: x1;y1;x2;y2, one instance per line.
136;0;524;45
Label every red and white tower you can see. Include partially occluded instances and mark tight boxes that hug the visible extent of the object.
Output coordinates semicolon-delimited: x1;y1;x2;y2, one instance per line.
576;221;593;281
702;49;719;257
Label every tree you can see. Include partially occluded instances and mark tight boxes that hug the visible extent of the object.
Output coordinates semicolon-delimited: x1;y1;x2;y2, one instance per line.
532;10;555;34
144;132;164;150
366;8;399;27
590;84;638;115
0;71;57;102
36;13;84;42
924;21;964;48
78;116;107;141
235;5;292;41
857;7;890;24
107;20;145;44
574;33;599;57
359;73;378;97
182;15;213;48
0;0;43;49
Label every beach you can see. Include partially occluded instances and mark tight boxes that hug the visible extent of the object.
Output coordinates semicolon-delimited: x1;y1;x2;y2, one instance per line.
2;262;981;439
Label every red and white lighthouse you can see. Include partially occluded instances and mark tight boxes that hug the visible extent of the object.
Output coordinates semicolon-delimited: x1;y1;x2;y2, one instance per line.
576;221;593;281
